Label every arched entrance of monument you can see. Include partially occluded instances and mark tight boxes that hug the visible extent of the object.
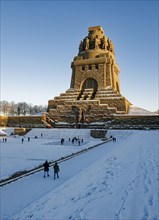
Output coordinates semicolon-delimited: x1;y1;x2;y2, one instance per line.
82;77;98;90
81;78;98;99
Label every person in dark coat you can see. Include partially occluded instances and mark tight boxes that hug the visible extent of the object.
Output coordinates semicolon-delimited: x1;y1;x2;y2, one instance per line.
53;162;60;179
43;160;50;178
113;137;116;142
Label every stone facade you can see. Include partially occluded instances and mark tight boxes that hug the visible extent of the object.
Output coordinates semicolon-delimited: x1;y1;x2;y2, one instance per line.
6;116;45;128
0;116;8;127
48;26;131;123
1;115;158;129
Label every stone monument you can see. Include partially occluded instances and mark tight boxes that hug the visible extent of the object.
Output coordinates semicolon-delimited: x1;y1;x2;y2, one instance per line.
48;26;131;123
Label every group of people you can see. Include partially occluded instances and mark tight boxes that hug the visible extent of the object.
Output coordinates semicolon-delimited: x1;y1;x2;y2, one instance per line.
21;133;43;143
110;136;117;142
2;137;7;143
21;137;31;143
112;137;116;142
43;160;60;179
70;137;83;145
60;137;84;146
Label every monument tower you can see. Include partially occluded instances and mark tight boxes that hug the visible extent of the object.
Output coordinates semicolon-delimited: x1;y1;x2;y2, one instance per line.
48;26;131;123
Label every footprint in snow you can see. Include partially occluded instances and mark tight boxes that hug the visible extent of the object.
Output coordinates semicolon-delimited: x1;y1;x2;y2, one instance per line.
148;195;153;206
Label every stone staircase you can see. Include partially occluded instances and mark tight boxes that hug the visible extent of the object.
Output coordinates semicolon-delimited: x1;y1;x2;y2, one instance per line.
79;89;95;100
54;89;81;101
48;87;130;123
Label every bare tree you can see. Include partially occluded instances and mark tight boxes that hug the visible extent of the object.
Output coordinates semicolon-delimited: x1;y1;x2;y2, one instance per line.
0;101;10;115
9;101;17;116
0;100;47;116
17;102;30;115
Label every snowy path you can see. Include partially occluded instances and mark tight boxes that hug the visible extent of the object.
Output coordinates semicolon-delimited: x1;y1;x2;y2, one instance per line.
1;130;159;220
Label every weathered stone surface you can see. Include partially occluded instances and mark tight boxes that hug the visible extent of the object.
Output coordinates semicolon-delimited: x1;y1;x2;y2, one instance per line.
7;116;45;128
1;115;158;129
0;116;8;127
48;26;131;123
14;128;27;135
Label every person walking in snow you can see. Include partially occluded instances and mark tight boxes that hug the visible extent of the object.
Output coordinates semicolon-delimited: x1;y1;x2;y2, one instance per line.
113;137;116;142
61;138;64;145
53;162;60;179
43;160;50;178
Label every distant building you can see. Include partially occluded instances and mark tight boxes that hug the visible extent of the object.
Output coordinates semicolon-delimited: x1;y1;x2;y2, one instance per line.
48;26;131;123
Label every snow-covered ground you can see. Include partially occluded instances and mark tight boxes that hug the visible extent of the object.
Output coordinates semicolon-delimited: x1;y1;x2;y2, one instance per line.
128;105;157;115
0;128;159;220
0;128;102;180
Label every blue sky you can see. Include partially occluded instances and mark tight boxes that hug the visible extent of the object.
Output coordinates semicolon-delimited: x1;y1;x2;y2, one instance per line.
1;0;158;111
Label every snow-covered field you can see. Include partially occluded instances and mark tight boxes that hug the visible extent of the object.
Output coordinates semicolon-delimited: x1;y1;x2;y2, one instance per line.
0;128;102;180
0;128;159;220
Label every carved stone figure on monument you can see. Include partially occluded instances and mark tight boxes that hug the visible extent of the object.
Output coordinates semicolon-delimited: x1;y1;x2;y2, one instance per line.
79;108;84;123
101;36;107;50
79;41;84;53
89;39;94;49
108;39;114;54
109;40;114;54
85;37;90;50
94;36;99;50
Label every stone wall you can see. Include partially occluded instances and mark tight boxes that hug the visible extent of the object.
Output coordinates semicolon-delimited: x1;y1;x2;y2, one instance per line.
1;114;158;129
0;116;8;127
90;129;107;138
14;128;27;135
7;116;45;128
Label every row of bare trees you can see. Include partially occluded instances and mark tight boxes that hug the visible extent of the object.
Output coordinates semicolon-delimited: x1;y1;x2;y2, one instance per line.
0;101;47;116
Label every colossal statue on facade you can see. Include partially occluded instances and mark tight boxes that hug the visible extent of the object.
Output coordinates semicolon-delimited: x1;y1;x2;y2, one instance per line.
78;26;115;53
108;38;114;54
78;41;84;54
85;37;90;50
101;36;107;50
